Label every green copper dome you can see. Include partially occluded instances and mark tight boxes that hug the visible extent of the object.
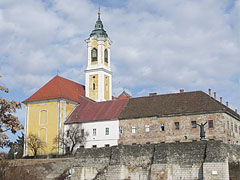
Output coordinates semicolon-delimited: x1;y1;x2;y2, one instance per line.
90;12;108;38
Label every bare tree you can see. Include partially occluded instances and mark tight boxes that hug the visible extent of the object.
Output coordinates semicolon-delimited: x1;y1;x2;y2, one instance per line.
26;133;46;158
53;124;88;154
0;75;24;148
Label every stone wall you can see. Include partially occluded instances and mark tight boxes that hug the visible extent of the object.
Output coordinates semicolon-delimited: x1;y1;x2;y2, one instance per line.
71;141;240;180
119;112;240;145
3;141;240;179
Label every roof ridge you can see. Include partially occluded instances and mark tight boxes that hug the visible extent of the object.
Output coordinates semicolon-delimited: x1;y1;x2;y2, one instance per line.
131;90;203;100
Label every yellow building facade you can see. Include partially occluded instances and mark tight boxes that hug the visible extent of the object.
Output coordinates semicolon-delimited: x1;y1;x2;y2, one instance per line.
23;76;85;156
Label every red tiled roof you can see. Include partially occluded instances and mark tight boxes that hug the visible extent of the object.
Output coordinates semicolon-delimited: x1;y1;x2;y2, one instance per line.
65;96;129;123
23;75;85;103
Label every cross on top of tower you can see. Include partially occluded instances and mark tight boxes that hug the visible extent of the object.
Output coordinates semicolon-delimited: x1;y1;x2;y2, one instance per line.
89;9;108;38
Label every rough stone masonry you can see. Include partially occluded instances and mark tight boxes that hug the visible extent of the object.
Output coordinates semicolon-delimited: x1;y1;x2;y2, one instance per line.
70;140;240;180
2;141;240;180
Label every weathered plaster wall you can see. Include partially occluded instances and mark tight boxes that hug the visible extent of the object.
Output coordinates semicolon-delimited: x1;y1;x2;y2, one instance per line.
119;112;240;145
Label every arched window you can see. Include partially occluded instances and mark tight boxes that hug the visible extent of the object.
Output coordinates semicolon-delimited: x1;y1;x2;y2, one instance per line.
39;128;47;143
104;49;108;63
39;110;47;125
91;48;97;62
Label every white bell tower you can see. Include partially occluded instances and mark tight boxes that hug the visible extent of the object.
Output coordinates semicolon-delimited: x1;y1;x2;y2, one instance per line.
85;10;112;102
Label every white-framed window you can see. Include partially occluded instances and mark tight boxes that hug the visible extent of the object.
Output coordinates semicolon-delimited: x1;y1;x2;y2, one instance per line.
39;110;48;125
132;126;136;134
93;128;96;136
160;124;165;131
145;125;150;132
119;127;123;134
105;128;109;135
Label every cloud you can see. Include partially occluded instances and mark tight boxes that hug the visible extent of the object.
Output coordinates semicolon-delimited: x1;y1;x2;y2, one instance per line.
0;0;240;113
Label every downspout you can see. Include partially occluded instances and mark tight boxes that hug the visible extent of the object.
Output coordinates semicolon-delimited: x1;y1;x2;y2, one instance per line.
57;100;60;153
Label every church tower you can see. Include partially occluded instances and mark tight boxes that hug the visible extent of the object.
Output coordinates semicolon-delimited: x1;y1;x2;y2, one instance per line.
85;10;112;102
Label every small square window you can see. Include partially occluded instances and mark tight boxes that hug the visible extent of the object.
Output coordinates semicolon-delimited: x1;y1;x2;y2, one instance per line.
132;126;136;134
208;120;214;128
93;128;96;136
92;145;97;148
105;128;109;135
145;125;150;132
160;124;165;131
146;142;150;144
81;129;84;136
175;122;180;130
192;121;197;128
105;144;110;147
119;127;123;134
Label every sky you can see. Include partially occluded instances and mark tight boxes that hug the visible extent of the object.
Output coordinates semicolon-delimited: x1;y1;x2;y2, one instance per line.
0;0;240;151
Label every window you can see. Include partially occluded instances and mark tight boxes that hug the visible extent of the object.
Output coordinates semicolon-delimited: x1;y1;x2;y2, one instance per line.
104;49;108;63
39;110;47;125
93;83;95;91
81;129;84;136
146;142;150;144
105;83;108;92
66;130;70;137
235;125;238;133
91;48;97;62
75;113;79;119
93;128;96;136
92;145;97;148
239;126;240;134
231;122;233;130
227;121;229;129
105;144;110;147
105;128;109;135
192;121;197;128
145;125;150;132
208;120;214;128
174;122;180;130
160;124;165;131
132;126;136;134
119;127;123;134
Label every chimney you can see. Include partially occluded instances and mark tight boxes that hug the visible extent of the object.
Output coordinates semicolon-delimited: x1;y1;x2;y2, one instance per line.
179;89;184;93
226;101;229;107
208;89;211;96
214;92;216;100
235;109;238;113
220;97;222;104
149;93;157;96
